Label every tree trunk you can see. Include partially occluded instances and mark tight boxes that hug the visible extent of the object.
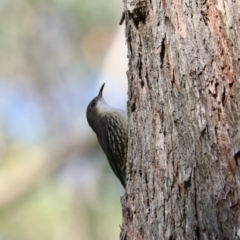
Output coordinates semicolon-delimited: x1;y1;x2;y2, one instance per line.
121;0;240;239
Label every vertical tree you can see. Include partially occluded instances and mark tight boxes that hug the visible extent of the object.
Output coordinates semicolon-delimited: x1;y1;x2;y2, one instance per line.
121;0;240;239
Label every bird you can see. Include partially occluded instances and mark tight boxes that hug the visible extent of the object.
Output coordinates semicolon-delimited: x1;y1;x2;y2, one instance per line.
86;83;128;188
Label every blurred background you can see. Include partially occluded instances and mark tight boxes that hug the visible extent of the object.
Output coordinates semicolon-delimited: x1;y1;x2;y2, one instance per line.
0;0;128;239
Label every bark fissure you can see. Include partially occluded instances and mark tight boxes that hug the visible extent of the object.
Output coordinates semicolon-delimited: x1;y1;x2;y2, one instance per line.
160;37;166;68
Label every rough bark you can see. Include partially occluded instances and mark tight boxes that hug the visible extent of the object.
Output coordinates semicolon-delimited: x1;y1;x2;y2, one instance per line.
121;0;240;239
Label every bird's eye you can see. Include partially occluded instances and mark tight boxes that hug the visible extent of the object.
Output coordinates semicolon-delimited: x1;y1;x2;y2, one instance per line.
90;100;96;107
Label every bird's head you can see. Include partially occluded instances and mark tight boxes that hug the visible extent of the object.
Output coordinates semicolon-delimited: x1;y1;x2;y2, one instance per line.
86;83;109;130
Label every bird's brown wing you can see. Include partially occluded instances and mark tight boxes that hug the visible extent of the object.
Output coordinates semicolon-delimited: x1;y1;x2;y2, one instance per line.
98;113;127;188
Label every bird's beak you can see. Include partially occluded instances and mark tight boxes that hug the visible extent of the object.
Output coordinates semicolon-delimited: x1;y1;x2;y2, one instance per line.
98;83;105;99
